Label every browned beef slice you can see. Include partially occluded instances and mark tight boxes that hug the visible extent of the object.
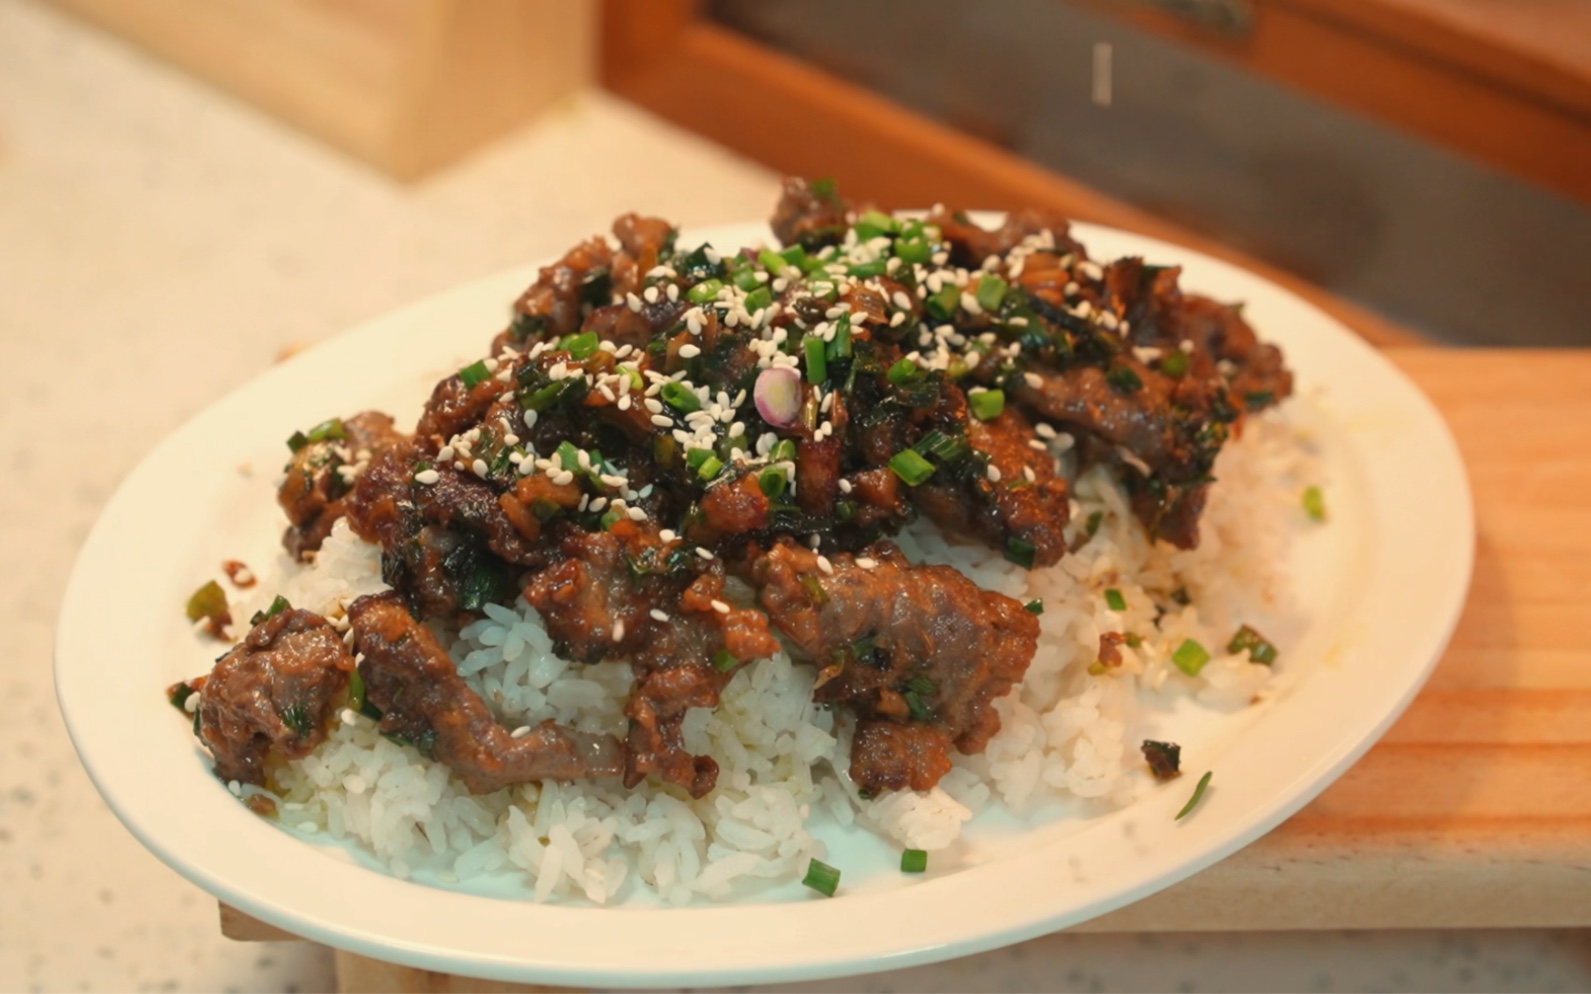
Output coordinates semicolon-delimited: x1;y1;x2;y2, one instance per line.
770;176;849;249
347;592;624;793
278;412;408;559
196;608;353;786
752;538;1037;793
850;720;954;793
512;236;613;340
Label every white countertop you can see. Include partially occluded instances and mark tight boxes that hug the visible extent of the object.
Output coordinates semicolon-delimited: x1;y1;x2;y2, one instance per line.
3;1;1588;990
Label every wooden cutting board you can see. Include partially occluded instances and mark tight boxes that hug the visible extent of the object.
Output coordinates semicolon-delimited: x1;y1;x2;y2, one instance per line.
220;347;1591;955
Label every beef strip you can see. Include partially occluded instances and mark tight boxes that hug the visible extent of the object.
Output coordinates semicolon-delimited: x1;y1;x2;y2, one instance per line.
278;412;407;559
522;522;780;797
347;591;625;793
195;608;353;786
751;538;1038;793
769;176;850;250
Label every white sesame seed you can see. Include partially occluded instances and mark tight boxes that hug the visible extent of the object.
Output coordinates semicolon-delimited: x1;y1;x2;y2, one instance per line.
612;619;626;642
437;445;455;460
1023;372;1043;389
666;283;680;302
1028;439;1048;452
987;464;1002;483
618;395;632;411
679;344;701;358
511;725;531;739
589;497;607;512
890;311;907;327
626;292;643;312
552;470;574;486
816;556;834;575
414;468;440;485
522;409;538;429
659;528;677;542
650;608;669;622
695;547;715;560
627;506;647;521
710;599;731;615
1023;466;1037;482
1079;260;1104;281
855;557;878;569
1034;422;1057;438
650;414;674;428
960;292;983;315
471;458;489;477
838;479;852;494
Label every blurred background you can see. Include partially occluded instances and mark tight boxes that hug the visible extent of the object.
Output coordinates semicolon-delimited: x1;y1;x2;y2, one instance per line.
3;0;1589;991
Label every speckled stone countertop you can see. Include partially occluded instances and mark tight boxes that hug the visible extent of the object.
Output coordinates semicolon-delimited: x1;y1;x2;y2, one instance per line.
3;2;1588;991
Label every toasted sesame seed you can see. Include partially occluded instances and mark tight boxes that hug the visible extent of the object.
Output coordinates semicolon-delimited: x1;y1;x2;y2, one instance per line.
1023;372;1043;389
511;725;531;739
855;556;878;569
627;506;647;521
650;414;674;427
626;292;643;311
710;599;730;614
838;479;852;494
471;458;489;477
414;468;440;485
679;344;701;358
987;464;1003;483
1034;422;1057;438
695;547;715;560
552;470;575;486
522;409;538;429
589;497;607;511
1023;466;1037;482
650;608;670;622
612;619;626;641
437;444;455;460
816;556;834;575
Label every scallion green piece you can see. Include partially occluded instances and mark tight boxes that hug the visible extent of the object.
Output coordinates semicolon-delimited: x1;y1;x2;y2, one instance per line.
925;283;961;321
1160;351;1190;377
1302;485;1326;522
828;316;853;359
1105;588;1126;612
660;381;701;413
1024;599;1044;615
686;447;714;470
686;278;724;304
757;248;789;275
185;580;228;624
853;209;898;240
1175;770;1213;820
555;440;582;472
1227;625;1279;665
1005;537;1037;569
167;681;196;713
888;449;935;486
306;418;345;444
744;286;773;313
900;849;928;873
975;274;1008;312
559;330;600;360
846;259;887;278
712;649;739;672
886;357;921;386
248;594;291;626
458;360;491;388
779;244;809;269
894;238;932;264
758;466;787;498
731;265;761;292
1171;638;1211;676
696;455;723;480
1105;365;1143;394
771;438;798;464
804;335;828;384
1085;510;1103;538
802;858;841;897
968;388;1005;420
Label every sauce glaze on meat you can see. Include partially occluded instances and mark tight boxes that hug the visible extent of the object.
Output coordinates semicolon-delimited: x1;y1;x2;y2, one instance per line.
186;179;1289;800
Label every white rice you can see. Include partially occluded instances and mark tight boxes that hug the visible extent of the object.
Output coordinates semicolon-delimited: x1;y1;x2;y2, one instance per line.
248;409;1315;903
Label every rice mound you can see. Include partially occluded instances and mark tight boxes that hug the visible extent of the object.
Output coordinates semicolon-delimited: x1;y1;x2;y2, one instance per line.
252;409;1314;904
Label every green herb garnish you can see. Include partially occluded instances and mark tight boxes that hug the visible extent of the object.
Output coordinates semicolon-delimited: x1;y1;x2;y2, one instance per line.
1175;770;1213;820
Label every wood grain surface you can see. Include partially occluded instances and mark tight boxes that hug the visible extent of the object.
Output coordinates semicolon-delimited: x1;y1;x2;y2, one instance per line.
221;348;1591;955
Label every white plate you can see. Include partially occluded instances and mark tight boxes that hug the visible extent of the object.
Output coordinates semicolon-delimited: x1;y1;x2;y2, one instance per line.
56;221;1472;988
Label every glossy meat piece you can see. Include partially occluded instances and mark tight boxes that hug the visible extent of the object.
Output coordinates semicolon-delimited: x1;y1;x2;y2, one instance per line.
279;412;408;560
348;592;624;792
522;522;780;797
196;608;353;786
752;539;1038;793
849;720;954;793
510;236;612;341
769;176;850;249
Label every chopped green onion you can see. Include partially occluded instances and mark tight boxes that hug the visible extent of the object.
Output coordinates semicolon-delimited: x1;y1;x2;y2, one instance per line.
810;176;836;199
1245;390;1274;408
1124;632;1143;648
686;447;714;470
758;466;788;498
804;335;828;384
853;209;898;240
900;849;928;873
185;580;227;623
779;244;809;269
757;248;789;275
846;259;887;278
1005;537;1037;569
968;388;1005;420
1171;638;1211;676
975;274;1008;312
1105;365;1143;394
894;238;932;264
828;316;853;359
458;360;491;388
913;429;970;464
686;278;724;304
888;449;935;486
1227;625;1279;665
248;594;291;626
1160;351;1190;377
1170;586;1191;606
1175;770;1213;820
696;455;723;480
904;690;932;721
1303;485;1326;522
286;430;309;453
925;283;961;321
660;381;700;413
712;649;739;672
744;286;773;313
799;573;830;606
1024;599;1044;615
555;440;581;472
1085;510;1103;538
802;858;841;897
523;378;581;411
559;330;600;360
906;674;937;696
348;666;381;720
731;265;761;292
771;438;798;463
1105;588;1127;611
599;508;622;529
886;357;922;386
